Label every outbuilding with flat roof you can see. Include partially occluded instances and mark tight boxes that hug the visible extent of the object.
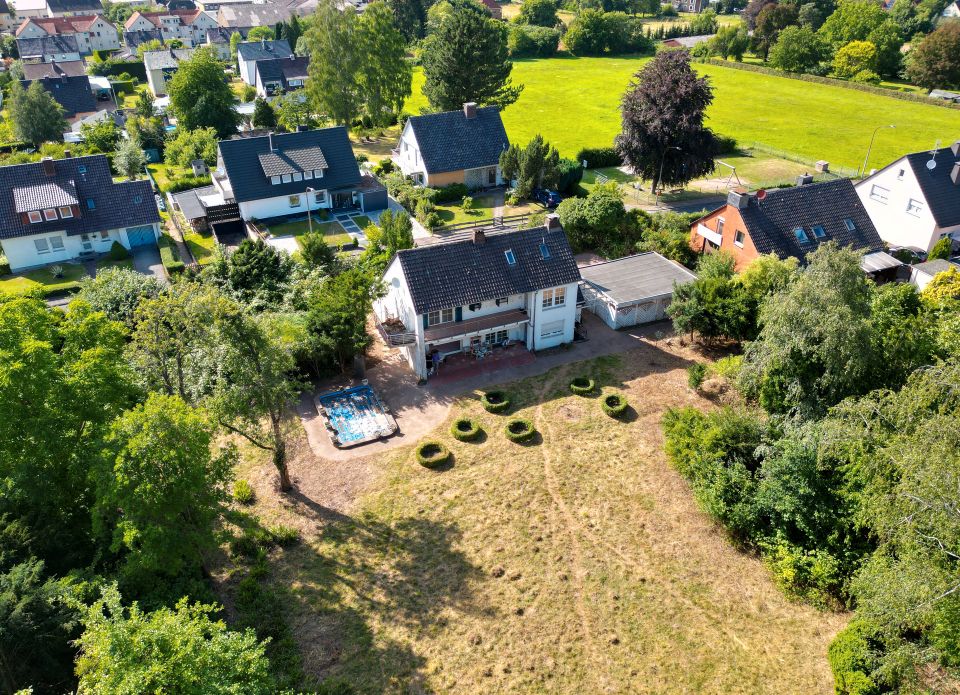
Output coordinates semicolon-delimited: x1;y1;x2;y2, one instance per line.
579;252;697;329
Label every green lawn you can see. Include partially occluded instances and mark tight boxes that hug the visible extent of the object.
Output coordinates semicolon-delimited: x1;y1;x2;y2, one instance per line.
351;215;373;230
0;263;88;296
146;163;189;192
434;193;540;225
184;231;217;265
407;56;960;170
268;219;354;247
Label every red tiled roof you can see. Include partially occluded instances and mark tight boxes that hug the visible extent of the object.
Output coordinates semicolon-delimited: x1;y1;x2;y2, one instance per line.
16;14;101;36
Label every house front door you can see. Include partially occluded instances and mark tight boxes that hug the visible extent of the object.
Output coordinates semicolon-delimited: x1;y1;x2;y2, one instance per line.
80;234;93;252
332;192;353;210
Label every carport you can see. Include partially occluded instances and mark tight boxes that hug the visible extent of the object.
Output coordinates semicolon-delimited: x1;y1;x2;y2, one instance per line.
579;252;697;329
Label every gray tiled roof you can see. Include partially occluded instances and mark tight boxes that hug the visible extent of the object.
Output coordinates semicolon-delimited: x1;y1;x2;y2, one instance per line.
258;145;327;177
172;184;218;220
0;155;160;241
206;26;250;44
219;127;361;203
123;28;163;48
21;74;95;117
17;34;80;57
219;5;290;27
396;226;581;315
237;39;292;61
406;106;509;175
907;146;960;228
142;47;195;70
736;179;883;261
46;0;103;12
13;181;79;211
912;258;959;277
255;55;309;90
579;252;697;304
22;60;85;80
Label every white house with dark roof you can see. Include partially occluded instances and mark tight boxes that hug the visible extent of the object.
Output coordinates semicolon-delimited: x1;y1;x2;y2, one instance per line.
254;55;309;97
17;33;81;62
237;40;293;86
394;102;509;190
143;47;195;96
855;141;960;254
0;154;161;271
373;219;581;380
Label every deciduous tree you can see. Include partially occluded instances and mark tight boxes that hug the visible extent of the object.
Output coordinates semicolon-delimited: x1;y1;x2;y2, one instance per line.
769;25;827;72
356;1;412;125
114;136;147;180
163;126;218;167
753;2;798;60
305;0;362;125
906;21;960;90
516;0;559;26
167;47;241;139
7;81;66;146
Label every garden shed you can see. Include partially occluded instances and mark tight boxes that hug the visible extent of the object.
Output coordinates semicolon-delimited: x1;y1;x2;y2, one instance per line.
579;252;696;329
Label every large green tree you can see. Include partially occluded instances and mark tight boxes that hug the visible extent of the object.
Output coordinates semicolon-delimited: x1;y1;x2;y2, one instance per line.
164;126;219;168
769;24;827;72
752;2;799;60
499;134;560;198
906;20;960;90
385;0;432;40
77;266;163;328
167;47;241;139
305;0;362;125
355;1;412;125
7;81;67;147
421;0;523;110
516;0;559;26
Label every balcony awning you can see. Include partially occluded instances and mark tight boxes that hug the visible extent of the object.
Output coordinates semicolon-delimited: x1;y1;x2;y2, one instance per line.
424;309;528;343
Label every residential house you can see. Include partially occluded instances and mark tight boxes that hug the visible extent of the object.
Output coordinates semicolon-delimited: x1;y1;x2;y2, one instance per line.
855;142;960;254
0;154;161;271
17;34;82;62
394;102;509;190
16;14;119;54
254;55;309;97
21;58;85;79
942;0;960;18
195;0;253;10
143;47;195;96
910;258;960;290
124;9;217;48
122;28;164;51
929;89;960;104
207;127;387;223
373;219;582;380
690;177;888;270
21;73;96;118
237;40;293;86
217;4;293;30
9;0;48;24
0;0;17;31
44;0;103;16
670;0;706;11
205;26;249;60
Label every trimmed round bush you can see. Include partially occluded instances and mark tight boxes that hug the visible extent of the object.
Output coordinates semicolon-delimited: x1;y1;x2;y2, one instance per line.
451;417;482;441
569;377;595;395
481;390;511;414
601;393;629;418
505;418;536;443
416;440;451;468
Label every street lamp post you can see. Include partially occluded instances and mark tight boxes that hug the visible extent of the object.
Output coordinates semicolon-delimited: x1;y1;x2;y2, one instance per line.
860;125;895;178
655;146;681;209
305;187;315;235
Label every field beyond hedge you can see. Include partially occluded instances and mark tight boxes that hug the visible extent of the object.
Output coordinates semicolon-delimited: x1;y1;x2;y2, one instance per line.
407;55;960;170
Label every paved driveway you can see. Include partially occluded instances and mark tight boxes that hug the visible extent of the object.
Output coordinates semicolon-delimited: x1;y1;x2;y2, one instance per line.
132;245;167;283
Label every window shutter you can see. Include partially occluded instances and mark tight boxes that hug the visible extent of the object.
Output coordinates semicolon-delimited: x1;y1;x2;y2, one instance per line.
422;314;428;329
455;306;462;322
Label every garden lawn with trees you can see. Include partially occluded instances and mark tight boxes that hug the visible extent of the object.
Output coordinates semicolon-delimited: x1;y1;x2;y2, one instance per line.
406;56;960;169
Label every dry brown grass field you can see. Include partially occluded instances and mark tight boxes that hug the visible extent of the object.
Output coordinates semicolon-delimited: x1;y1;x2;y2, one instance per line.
228;342;848;694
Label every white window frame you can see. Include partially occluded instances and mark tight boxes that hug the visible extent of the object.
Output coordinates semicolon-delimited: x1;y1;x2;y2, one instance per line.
28;211;43;223
281;174;292;183
304;170;313;180
427;307;454;325
43;208;58;221
292;172;303;182
314;169;324;179
49;236;65;251
540;319;564;339
733;230;744;248
271;175;281;185
906;198;924;216
313;190;327;204
869;184;890;203
288;195;301;207
716;217;725;235
542;286;566;309
34;238;50;254
58;205;73;218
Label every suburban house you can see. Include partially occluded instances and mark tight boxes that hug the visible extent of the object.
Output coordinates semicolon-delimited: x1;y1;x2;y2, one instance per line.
690;178;889;271
124;9;217;48
217;4;293;29
205;26;249;60
44;0;102;15
942;0;960;17
237;40;293;86
123;28;163;51
394;102;509;189
189;127;387;227
16;14;118;53
17;34;82;62
143;47;195;96
0;0;16;30
855;142;960;254
21;58;85;79
910;258;960;290
670;0;706;10
9;0;47;24
254;55;309;97
0;154;161;272
21;73;96;118
374;219;582;380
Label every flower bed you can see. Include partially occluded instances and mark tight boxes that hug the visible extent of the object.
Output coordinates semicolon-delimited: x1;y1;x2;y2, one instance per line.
481;390;511;414
570;377;595;395
451;417;482;442
601;393;629;418
505;418;536;443
416;440;451;468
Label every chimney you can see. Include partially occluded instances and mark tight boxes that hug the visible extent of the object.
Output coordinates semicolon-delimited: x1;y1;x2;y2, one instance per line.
472;228;485;244
41;157;56;177
951;162;960;185
63;149;71;158
951;140;960;157
727;189;750;209
268;131;275;151
796;173;814;186
463;102;477;119
544;213;561;231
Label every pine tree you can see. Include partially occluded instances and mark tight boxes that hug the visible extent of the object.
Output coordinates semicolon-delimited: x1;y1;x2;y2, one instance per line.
252;96;276;129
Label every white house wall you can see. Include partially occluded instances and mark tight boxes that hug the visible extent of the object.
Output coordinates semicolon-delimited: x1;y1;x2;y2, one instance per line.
856;160;943;252
237;188;331;222
528;282;579;350
374;256;427;377
0;222;159;271
394;121;424;180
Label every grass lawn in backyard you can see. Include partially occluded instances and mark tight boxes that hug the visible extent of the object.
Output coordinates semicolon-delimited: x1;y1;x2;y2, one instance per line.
230;347;847;693
184;231;217;265
407;56;960;170
0;262;88;295
351;128;401;163
434;193;541;225
146;163;189;192
268;218;354;247
352;215;374;230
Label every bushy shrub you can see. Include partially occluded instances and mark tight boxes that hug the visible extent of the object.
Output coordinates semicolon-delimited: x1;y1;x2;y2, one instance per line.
481;390;511;413
851;69;880;84
570;376;595;395
601;392;628;417
164;175;213;194
106;240;131;261
713;135;739;155
762;537;842;608
372;158;395;177
508;24;562;57
556;158;584;194
828;620;881;695
709;354;743;380
450;417;482;441
416;440;451;468
687;362;707;390
575;146;621;168
233;479;255;505
929;236;953;260
505;418;536;443
0;256;10;276
431;182;469;203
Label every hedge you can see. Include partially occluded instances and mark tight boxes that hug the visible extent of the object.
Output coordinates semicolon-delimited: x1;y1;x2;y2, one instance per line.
505;418;536;443
450;417;482;442
481;390;511;414
706;58;960;110
570;377;595;395
576;146;621;168
508;24;561;58
109;79;136;95
430;182;469;203
416;440;451;468
163;175;213;194
158;234;184;274
601;393;629;417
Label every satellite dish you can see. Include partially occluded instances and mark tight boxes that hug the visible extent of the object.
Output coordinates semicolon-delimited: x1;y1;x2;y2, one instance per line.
756;189;767;201
927;159;937;170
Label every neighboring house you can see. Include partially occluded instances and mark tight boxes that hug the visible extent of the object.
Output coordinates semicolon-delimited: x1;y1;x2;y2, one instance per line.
195;0;253;10
929;89;960;104
123;28;164;51
17;34;82;62
690;178;886;270
21;58;85;79
910;258;960;290
394;102;509;190
20;73;96;118
671;0;705;11
237;39;292;86
0;0;16;31
210;127;388;222
69;107;125;134
205;26;249;60
254;55;309;97
0;154;161;272
9;0;48;23
856;142;960;254
124;9;216;47
942;0;960;17
16;14;119;54
661;33;714;48
143;47;195;96
217;4;292;29
373;219;582;380
44;0;103;16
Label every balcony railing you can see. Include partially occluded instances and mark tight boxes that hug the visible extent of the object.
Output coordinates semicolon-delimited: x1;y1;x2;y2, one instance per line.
376;315;416;347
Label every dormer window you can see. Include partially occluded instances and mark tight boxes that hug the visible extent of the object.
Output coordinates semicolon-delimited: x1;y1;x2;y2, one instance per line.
314;169;323;179
281;174;291;183
43;208;57;221
271;175;281;185
504;249;516;265
292;172;303;182
59;206;73;218
304;171;313;180
28;211;43;223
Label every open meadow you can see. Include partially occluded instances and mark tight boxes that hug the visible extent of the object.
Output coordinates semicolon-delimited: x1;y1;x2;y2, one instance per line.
406;56;960;170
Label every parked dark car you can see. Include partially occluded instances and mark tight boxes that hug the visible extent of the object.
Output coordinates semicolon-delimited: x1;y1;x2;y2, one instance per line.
888;246;927;264
532;188;562;208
